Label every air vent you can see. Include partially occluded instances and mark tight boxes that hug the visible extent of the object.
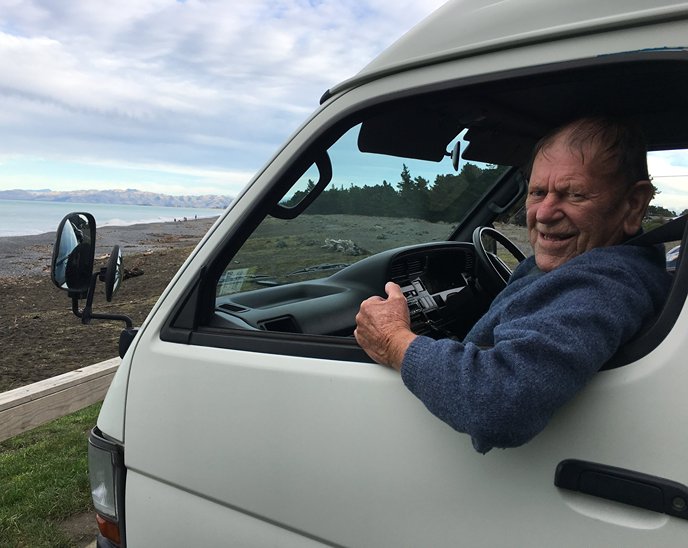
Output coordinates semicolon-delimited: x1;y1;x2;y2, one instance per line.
407;258;424;275
259;316;301;333
389;256;426;281
219;303;248;313
389;262;406;280
464;252;474;273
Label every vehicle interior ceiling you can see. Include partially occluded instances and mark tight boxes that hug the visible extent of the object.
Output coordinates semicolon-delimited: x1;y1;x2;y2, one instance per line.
360;55;688;172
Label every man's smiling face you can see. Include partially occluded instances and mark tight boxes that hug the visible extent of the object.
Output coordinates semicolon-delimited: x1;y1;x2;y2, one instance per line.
526;133;634;272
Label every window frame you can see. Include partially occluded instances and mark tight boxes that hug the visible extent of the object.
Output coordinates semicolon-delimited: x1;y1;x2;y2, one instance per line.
159;52;688;367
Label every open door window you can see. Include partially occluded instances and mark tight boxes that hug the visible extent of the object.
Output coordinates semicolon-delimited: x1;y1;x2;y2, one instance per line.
165;52;688;369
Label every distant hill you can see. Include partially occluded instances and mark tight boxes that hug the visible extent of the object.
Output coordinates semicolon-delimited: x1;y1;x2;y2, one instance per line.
0;188;232;209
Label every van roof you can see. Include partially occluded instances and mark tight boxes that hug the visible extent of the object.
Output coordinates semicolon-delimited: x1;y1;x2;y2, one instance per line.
324;0;688;100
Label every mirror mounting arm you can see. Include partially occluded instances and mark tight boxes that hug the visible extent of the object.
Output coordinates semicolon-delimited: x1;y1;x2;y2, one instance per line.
71;271;134;329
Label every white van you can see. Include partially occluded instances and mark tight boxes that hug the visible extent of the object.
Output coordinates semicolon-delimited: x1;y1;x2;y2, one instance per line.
52;0;688;546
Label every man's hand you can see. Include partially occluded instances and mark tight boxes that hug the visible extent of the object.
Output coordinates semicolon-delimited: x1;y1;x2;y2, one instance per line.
354;281;418;370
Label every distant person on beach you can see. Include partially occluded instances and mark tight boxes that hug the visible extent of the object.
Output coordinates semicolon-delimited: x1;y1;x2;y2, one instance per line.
354;116;671;453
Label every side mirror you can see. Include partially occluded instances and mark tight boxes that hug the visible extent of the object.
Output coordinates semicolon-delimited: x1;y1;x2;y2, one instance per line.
104;245;123;302
51;212;96;295
50;212;134;352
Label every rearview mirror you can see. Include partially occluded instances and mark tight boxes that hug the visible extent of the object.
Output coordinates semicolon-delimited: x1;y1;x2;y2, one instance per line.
51;212;96;295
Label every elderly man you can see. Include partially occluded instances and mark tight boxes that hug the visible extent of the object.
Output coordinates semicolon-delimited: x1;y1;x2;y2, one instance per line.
354;117;671;453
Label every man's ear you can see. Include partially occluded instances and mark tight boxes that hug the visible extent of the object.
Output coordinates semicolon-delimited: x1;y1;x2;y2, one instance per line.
623;180;655;236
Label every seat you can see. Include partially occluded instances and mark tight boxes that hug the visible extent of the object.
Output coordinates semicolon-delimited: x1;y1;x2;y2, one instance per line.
602;214;688;370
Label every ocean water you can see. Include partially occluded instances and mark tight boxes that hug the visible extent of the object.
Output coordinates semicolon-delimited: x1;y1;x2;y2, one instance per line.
0;199;223;237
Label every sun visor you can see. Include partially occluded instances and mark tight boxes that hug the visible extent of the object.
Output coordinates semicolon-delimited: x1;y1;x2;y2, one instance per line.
462;127;538;166
358;110;462;162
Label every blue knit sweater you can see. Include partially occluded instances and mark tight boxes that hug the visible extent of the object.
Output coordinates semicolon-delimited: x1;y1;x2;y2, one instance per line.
400;245;671;453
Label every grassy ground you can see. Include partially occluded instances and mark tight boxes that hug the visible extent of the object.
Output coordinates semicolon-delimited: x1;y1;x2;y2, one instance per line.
0;403;101;548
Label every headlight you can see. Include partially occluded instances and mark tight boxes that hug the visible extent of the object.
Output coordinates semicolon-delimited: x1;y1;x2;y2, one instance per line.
88;427;126;546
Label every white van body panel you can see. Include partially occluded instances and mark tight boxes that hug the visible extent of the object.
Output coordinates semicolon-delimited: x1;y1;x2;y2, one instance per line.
126;471;329;547
96;352;131;443
91;0;688;545
124;302;688;547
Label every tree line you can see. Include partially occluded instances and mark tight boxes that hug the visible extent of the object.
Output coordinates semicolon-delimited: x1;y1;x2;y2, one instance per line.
283;162;682;225
283;163;509;223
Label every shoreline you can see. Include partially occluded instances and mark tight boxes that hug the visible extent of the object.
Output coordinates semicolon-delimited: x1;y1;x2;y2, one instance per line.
0;216;218;279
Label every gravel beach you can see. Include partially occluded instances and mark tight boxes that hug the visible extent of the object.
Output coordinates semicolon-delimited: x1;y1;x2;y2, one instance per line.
0;217;217;391
0;217;218;278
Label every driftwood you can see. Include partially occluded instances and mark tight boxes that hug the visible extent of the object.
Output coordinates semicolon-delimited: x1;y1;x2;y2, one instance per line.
322;239;367;256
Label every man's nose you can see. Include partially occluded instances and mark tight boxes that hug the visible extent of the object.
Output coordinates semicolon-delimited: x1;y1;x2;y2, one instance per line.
535;193;564;223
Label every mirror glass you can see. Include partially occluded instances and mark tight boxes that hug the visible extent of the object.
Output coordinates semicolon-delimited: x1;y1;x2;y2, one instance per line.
51;212;96;293
105;245;123;302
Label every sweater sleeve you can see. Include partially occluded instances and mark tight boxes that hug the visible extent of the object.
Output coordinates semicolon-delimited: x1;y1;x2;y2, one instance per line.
400;253;665;453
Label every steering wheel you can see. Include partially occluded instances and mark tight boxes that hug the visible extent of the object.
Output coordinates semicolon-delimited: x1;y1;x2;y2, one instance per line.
472;226;527;293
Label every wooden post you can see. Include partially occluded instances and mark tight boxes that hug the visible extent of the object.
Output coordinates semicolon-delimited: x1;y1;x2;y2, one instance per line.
0;358;120;443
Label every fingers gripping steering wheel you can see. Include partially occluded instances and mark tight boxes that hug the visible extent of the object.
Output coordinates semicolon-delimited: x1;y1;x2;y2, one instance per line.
472;226;527;293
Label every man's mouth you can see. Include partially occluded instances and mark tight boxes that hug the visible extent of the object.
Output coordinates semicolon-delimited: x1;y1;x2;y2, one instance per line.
539;232;573;241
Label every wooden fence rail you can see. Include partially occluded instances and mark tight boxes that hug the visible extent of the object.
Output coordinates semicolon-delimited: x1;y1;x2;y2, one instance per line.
0;357;119;443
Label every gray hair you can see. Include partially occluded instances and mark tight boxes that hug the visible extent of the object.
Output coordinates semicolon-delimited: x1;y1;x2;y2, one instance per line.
527;116;651;189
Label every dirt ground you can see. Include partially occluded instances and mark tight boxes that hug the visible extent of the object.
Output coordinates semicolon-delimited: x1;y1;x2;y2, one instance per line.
0;218;216;392
58;511;99;547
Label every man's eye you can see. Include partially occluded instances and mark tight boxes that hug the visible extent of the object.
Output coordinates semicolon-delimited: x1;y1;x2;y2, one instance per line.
528;190;545;198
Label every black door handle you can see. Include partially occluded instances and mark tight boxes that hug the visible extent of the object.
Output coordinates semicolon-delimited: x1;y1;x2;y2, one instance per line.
555;459;688;520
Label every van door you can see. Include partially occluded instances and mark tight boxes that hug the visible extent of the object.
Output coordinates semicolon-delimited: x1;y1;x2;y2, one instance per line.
122;314;688;546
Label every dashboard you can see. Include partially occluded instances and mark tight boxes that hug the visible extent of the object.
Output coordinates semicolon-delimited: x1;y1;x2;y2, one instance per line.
389;244;488;338
211;242;489;339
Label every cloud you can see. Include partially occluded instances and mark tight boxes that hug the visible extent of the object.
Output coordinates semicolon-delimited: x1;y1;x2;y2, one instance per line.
0;0;446;193
648;152;688;212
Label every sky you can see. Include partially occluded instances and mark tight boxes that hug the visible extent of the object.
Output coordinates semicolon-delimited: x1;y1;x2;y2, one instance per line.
1;1;687;212
0;0;446;198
